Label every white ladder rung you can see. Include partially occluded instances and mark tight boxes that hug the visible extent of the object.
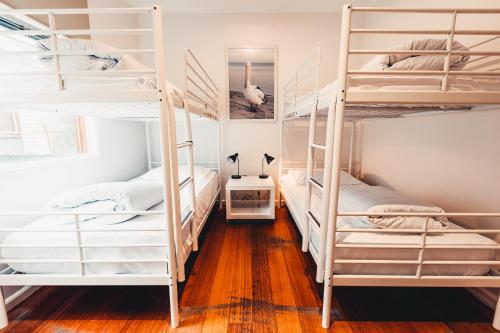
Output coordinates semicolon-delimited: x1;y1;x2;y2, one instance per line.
182;209;195;225
177;141;193;149
307;210;320;227
308;177;323;191
179;177;193;191
310;143;326;150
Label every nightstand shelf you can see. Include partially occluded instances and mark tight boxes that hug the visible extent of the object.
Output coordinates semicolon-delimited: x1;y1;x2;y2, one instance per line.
225;176;275;221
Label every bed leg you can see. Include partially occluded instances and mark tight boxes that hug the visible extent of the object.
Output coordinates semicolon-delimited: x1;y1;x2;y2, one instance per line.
493;293;500;330
278;192;281;208
322;279;333;328
0;288;8;329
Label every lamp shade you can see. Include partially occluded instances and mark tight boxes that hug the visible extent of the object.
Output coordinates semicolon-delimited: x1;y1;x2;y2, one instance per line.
264;153;275;165
227;153;239;163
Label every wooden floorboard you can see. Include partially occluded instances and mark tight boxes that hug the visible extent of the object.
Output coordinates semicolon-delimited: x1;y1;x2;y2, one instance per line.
0;207;495;332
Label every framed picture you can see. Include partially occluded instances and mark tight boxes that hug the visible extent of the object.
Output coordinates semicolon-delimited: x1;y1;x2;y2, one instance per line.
226;46;277;121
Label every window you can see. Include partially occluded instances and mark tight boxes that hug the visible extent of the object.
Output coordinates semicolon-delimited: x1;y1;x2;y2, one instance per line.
0;12;87;163
0;109;87;160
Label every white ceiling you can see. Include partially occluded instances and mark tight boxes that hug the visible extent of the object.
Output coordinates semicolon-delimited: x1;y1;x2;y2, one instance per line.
125;0;380;13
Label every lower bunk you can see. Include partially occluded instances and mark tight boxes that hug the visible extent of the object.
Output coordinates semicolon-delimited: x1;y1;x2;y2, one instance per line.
0;165;220;327
280;170;498;276
280;169;500;328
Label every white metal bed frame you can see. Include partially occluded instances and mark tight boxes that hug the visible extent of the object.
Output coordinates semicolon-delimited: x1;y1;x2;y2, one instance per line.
280;5;500;330
0;6;220;329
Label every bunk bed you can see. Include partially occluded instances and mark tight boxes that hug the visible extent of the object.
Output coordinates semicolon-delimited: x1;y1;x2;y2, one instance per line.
280;5;500;330
0;6;220;329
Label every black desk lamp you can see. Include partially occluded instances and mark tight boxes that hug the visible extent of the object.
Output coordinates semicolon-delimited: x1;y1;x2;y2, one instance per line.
227;153;241;179
259;153;275;179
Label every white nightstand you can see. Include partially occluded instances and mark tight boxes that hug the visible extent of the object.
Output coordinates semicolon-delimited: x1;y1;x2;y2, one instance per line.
225;176;275;221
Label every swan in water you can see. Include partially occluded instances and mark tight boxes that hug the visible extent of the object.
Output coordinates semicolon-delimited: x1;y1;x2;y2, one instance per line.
243;61;265;111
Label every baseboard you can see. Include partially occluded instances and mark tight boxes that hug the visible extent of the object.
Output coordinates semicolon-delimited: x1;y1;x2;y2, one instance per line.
469;287;498;309
5;286;40;311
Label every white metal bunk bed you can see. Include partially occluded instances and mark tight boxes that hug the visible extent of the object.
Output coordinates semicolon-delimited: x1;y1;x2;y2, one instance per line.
280;5;500;330
0;6;220;329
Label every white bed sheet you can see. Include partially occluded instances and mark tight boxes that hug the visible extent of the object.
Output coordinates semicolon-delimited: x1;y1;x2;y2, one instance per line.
289;75;500;117
279;173;496;276
1;170;219;275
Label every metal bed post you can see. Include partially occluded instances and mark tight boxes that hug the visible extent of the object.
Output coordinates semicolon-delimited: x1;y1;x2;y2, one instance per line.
47;13;63;91
74;214;86;276
145;122;152;171
166;92;186;282
278;92;284;209
217;108;223;210
0;288;6;328
152;5;179;327
440;10;457;92
315;72;340;282
348;120;355;176
322;3;351;328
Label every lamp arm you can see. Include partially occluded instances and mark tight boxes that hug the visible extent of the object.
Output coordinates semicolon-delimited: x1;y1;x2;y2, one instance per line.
237;157;240;176
261;157;265;176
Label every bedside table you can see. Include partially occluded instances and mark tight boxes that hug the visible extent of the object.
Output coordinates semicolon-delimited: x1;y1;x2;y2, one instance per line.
225;176;275;221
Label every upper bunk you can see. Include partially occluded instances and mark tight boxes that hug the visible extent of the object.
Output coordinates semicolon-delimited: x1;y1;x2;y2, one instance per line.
283;7;500;121
0;6;218;121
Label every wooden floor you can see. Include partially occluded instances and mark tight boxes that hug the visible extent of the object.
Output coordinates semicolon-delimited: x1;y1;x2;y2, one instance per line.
1;207;496;332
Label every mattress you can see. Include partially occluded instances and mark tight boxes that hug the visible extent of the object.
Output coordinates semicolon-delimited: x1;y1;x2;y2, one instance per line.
289;75;500;117
279;172;496;276
1;170;219;275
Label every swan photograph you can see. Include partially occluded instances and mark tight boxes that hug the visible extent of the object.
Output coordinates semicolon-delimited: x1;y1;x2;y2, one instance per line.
226;47;276;120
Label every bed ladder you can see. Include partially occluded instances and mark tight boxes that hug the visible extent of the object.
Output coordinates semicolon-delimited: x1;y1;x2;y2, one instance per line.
304;100;320;253
303;49;324;257
303;62;339;284
178;93;198;253
164;88;197;283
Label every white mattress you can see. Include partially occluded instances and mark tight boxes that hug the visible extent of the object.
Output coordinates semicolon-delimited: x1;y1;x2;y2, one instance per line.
290;75;500;117
279;173;496;276
1;170;219;275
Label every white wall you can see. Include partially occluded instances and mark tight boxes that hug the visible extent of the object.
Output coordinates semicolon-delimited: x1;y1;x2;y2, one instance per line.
87;0;141;49
142;12;344;198
0;119;147;226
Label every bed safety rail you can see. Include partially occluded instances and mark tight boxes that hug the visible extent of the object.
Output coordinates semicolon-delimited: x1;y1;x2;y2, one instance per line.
0;210;175;275
0;7;163;105
345;7;500;105
185;49;218;120
0;209;178;327
283;47;320;120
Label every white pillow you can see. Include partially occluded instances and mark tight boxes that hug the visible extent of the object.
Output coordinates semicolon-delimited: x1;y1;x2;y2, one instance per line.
287;169;306;185
38;38;120;71
194;166;212;179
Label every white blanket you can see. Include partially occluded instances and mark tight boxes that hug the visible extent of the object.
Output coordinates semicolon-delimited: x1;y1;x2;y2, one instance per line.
46;180;164;225
362;38;470;71
339;186;448;230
